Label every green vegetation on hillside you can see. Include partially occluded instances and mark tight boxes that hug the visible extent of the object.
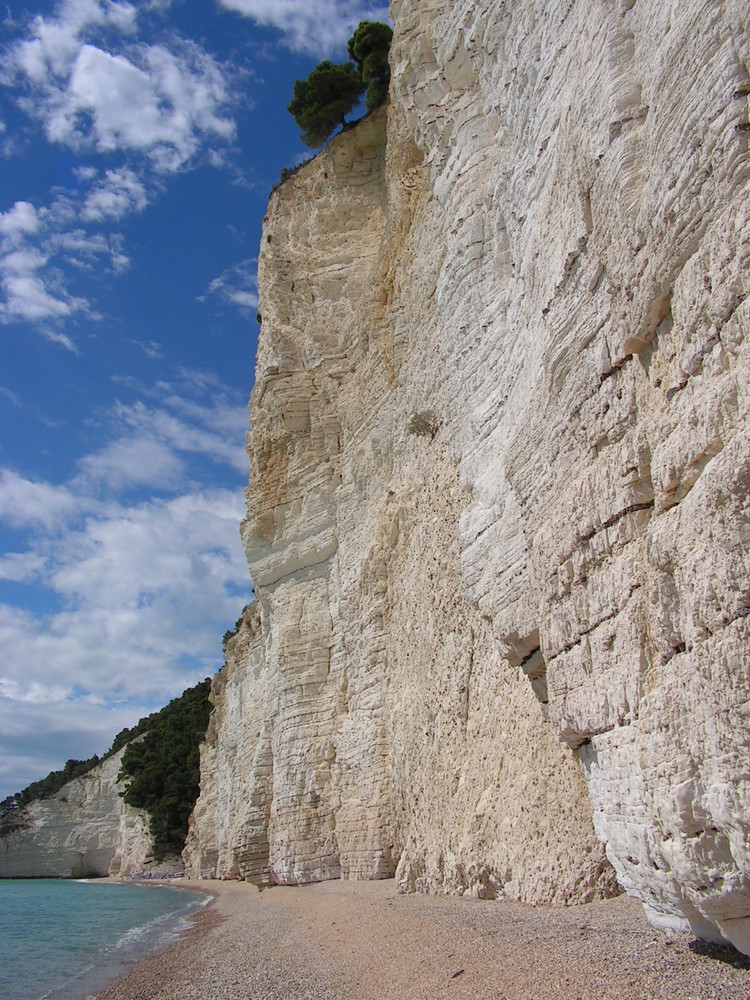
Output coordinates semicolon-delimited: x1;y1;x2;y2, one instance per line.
118;678;212;859
287;20;392;148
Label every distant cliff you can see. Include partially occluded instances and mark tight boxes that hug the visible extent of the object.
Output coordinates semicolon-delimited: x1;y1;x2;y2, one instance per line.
0;679;211;878
0;748;152;878
184;603;272;882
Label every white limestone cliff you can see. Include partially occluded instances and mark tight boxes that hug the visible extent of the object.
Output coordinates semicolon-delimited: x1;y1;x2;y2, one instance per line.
185;0;750;953
183;603;273;883
0;749;153;878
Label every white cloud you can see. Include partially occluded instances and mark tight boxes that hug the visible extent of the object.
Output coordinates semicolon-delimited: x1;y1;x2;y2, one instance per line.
82;167;148;221
51;228;130;275
0;194;129;329
118;400;250;475
9;3;236;172
49;490;247;611
0;374;253;798
0;1;240;334
0;484;248;784
70;376;249;492
0;469;83;529
0;551;47;583
203;258;259;314
75;435;186;491
218;0;390;55
0;246;85;325
128;339;164;359
13;0;137;83
0;201;40;242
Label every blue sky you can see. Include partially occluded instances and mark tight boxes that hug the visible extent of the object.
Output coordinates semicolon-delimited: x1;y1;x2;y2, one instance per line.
0;0;388;800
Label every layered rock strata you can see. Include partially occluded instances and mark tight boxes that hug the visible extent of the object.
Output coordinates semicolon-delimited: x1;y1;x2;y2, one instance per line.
0;749;152;878
183;604;273;882
188;0;750;953
200;107;612;900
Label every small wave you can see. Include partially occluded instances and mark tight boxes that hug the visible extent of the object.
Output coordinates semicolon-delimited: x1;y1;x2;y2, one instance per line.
111;904;192;954
39;962;95;1000
111;889;208;954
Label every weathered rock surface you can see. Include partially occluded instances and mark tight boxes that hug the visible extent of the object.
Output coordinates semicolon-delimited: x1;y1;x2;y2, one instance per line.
183;603;273;883
186;0;750;953
194;101;611;900
0;749;153;878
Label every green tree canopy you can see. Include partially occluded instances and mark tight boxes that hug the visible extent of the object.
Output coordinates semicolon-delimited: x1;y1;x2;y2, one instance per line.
287;21;393;148
287;60;366;148
347;20;393;112
119;678;212;859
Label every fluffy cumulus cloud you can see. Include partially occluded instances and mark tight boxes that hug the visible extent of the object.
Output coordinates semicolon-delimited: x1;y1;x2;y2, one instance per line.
82;167;148;221
0;198;126;331
218;0;390;55
0;201;41;242
0;247;79;324
0;373;252;798
8;0;235;171
0;0;239;334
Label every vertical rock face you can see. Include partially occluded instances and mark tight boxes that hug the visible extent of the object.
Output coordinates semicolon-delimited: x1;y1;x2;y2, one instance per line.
0;749;152;878
234;103;613;901
384;0;750;948
189;0;750;952
183;604;273;883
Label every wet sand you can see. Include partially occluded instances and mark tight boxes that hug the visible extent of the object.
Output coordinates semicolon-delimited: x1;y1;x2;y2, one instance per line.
92;878;750;1000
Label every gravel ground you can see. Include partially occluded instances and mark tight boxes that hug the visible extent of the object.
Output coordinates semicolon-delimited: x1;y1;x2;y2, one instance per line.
91;878;750;1000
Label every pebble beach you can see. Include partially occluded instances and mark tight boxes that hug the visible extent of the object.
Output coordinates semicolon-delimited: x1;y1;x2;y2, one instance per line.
91;878;750;1000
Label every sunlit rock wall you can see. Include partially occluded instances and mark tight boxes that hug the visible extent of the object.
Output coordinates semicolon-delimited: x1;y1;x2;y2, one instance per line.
0;749;152;878
386;0;750;950
183;603;273;883
236;98;613;903
190;0;750;951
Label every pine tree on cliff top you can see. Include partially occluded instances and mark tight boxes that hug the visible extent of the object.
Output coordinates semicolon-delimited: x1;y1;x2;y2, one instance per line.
287;21;393;149
287;60;366;148
347;20;393;112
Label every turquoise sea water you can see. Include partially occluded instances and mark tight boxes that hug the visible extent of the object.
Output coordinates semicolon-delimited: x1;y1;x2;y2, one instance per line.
0;879;210;1000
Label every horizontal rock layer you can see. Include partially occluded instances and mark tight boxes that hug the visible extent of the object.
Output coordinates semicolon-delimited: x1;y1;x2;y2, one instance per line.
183;604;272;882
187;0;750;953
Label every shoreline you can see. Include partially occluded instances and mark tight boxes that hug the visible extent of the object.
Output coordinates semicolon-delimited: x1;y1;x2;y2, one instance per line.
89;878;750;1000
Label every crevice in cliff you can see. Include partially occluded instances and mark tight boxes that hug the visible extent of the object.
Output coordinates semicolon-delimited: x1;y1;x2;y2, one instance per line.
550;581;643;662
501;628;549;717
659;604;750;666
579;499;654;546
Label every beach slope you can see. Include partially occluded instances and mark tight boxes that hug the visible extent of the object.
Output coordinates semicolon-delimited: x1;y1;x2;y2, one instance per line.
94;879;750;1000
